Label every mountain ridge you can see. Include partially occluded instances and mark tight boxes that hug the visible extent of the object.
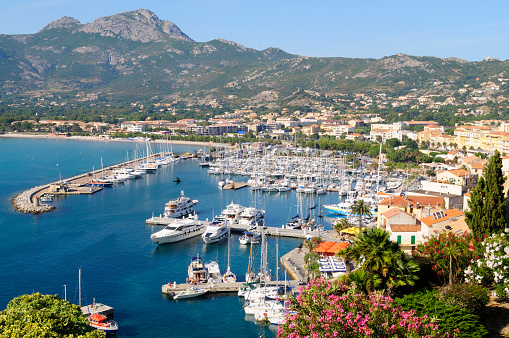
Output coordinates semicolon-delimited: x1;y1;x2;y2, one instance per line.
1;9;508;106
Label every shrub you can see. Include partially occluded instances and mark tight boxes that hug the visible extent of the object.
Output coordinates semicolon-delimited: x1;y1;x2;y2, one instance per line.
438;283;490;313
394;289;488;338
277;279;457;338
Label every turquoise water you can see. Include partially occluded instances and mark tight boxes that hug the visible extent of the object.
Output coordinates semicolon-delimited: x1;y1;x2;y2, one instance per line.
0;137;341;338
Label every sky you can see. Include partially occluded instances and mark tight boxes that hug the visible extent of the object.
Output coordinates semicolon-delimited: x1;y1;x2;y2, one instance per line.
1;0;509;61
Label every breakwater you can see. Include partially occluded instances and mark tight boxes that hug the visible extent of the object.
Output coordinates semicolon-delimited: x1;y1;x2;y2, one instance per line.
11;152;166;214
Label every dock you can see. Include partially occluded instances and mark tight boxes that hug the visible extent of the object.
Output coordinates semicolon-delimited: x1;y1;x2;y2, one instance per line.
222;182;249;190
146;216;334;240
81;303;114;317
162;280;301;295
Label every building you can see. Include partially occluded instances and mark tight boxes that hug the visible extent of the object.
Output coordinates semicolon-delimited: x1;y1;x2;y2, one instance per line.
377;195;444;227
380;208;422;252
419;209;465;238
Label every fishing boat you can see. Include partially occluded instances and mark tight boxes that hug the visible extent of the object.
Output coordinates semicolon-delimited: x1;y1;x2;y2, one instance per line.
88;313;119;334
201;216;229;244
150;214;205;244
173;286;209;300
163;190;198;218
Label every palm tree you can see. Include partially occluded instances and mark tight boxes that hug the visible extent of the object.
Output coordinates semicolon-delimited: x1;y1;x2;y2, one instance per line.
350;199;372;232
334;218;352;236
345;227;420;295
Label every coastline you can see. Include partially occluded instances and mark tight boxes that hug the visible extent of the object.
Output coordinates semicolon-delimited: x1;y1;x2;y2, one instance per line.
0;133;225;148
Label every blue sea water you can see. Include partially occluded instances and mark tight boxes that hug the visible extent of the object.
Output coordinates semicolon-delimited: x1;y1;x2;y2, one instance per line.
0;137;342;338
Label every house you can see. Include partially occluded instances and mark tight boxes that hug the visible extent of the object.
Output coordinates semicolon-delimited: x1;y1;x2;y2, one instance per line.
419;209;465;238
380;208;422;252
436;169;478;190
467;161;487;176
377;195;444;227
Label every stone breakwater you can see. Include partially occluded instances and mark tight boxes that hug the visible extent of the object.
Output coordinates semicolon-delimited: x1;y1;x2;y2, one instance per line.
12;185;56;214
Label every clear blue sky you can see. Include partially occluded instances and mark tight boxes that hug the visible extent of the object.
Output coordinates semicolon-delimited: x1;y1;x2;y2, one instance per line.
2;0;508;61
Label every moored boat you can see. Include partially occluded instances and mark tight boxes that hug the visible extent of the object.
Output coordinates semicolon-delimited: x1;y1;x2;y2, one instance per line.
173;286;209;300
201;216;229;244
150;214;205;244
88;313;118;334
163;190;198;218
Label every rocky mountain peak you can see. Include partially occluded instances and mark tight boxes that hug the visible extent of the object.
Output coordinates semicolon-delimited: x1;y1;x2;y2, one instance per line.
77;9;193;43
38;16;82;32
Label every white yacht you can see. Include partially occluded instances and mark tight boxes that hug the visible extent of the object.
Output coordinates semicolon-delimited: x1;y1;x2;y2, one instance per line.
202;216;229;243
150;214;205;244
221;202;245;225
163;190;198;218
238;207;265;229
239;231;261;245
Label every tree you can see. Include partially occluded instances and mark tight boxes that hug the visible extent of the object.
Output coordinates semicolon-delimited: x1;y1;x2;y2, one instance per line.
339;228;419;294
465;150;507;238
0;293;104;337
349;199;372;232
333;218;352;236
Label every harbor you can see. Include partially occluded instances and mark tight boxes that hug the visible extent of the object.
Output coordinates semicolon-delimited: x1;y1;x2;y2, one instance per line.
2;137;377;337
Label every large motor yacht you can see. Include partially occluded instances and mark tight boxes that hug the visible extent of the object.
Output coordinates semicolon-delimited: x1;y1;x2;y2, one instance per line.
202;216;229;244
150;214;205;244
163;190;198;218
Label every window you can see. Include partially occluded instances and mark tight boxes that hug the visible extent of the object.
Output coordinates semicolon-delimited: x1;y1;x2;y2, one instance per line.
397;235;402;244
411;236;415;245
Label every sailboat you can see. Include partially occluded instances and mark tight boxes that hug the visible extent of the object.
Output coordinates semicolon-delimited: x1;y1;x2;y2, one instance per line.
222;227;237;283
78;269;118;334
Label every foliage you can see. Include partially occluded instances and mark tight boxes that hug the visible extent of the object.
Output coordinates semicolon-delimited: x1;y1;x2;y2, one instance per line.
464;231;509;297
303;251;321;280
334;218;352;236
349;200;372;232
413;231;476;286
437;283;489;313
277;279;456;338
339;228;420;294
0;293;104;337
394;288;488;338
465;150;507;238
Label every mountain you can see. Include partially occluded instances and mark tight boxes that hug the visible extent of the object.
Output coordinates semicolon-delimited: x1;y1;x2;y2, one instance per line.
1;9;509;106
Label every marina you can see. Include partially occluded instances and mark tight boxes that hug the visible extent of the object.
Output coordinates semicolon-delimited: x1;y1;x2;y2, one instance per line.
0;137;383;338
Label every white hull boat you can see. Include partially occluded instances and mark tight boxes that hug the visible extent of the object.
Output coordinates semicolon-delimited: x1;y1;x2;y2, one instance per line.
150;214;205;244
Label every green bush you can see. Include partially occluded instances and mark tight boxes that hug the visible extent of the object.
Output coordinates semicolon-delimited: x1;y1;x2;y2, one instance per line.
438;283;490;313
394;289;488;338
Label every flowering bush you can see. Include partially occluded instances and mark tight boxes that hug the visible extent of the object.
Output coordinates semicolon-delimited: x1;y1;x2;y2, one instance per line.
413;231;476;285
464;231;509;297
277;278;457;338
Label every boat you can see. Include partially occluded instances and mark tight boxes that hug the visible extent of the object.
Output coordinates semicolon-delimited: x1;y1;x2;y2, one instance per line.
187;255;208;283
39;194;53;203
88;313;119;334
202;216;229;244
221;202;245;225
239;231;261;245
150;214;205;244
204;261;222;283
222;228;237;283
163;190;198;218
77;269;118;334
173;286;209;300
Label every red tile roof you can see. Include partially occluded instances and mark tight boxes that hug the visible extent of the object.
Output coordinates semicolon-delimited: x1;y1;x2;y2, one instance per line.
379;195;443;207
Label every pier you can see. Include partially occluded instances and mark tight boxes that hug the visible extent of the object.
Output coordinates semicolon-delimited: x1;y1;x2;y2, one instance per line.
161;280;302;295
146;216;335;240
12;152;168;214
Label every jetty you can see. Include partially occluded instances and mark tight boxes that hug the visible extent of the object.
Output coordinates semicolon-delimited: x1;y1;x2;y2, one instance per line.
12;152;168;214
146;216;335;240
81;303;114;317
162;280;302;295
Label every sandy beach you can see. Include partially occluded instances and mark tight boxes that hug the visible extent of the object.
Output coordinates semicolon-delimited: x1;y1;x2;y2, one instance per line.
0;133;225;148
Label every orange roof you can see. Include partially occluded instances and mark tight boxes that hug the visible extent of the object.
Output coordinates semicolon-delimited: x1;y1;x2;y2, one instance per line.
420;209;464;226
445;169;470;177
382;208;405;218
313;241;335;253
325;242;350;254
390;224;421;232
379;195;444;208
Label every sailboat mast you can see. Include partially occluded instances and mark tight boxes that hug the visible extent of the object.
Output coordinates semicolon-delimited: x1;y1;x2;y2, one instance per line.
78;269;81;307
376;143;382;194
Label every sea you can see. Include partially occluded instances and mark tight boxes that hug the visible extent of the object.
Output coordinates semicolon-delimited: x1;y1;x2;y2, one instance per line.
0;137;342;338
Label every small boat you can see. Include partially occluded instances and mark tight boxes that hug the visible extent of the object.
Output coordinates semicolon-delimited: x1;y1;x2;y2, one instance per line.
173;286;209;300
188;255;208;284
163;190;198;218
88;313;118;334
239;231;261;245
39;195;53;203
